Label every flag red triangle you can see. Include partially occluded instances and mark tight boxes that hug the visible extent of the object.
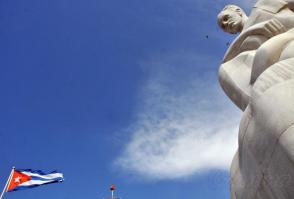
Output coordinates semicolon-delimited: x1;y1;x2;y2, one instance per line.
7;170;32;192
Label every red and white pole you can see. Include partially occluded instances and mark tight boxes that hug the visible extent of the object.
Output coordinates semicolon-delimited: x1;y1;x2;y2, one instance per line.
0;167;15;199
110;184;116;199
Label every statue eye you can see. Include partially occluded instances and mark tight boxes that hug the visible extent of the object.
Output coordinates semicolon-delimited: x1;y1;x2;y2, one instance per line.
223;15;229;22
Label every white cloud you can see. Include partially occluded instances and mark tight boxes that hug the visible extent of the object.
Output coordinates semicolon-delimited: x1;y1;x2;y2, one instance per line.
115;51;241;180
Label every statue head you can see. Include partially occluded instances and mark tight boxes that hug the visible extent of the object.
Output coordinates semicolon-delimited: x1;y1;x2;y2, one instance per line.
217;5;248;34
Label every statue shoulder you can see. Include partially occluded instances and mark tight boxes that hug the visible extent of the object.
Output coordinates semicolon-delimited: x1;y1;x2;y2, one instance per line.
254;0;287;13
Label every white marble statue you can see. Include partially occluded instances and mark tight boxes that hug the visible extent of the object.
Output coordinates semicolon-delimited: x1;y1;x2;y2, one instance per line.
218;0;294;63
218;0;294;198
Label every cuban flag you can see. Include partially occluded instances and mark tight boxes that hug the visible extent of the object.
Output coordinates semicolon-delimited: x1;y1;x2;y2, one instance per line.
6;169;64;192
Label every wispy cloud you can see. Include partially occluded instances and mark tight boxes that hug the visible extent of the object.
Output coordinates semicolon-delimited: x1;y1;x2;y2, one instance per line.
116;51;240;180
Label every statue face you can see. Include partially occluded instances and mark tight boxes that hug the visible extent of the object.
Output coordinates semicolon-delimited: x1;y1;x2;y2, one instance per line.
217;6;245;34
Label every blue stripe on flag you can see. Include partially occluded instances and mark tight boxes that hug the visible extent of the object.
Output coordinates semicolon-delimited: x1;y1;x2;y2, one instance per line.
18;169;60;175
9;180;63;192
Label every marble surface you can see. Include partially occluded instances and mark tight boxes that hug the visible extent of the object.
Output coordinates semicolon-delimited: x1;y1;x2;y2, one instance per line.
217;0;294;198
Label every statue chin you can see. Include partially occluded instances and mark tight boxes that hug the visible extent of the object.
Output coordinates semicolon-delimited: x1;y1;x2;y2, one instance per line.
228;21;243;34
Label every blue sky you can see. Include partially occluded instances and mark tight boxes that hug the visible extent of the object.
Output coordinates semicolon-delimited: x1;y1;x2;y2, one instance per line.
0;0;253;198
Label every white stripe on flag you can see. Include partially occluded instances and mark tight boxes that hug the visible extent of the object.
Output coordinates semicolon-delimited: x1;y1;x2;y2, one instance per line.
19;179;59;186
21;172;63;180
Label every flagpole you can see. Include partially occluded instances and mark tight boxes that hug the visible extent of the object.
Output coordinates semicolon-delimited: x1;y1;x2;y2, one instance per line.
0;167;15;199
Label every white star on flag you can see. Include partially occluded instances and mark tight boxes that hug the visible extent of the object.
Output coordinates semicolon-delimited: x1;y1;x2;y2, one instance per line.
14;177;21;183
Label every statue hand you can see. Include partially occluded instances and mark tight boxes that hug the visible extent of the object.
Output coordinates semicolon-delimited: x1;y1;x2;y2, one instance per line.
263;19;286;38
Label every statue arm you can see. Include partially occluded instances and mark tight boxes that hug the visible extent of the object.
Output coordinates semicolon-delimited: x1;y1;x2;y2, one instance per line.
250;29;294;84
220;29;294;111
223;19;286;62
219;51;255;111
